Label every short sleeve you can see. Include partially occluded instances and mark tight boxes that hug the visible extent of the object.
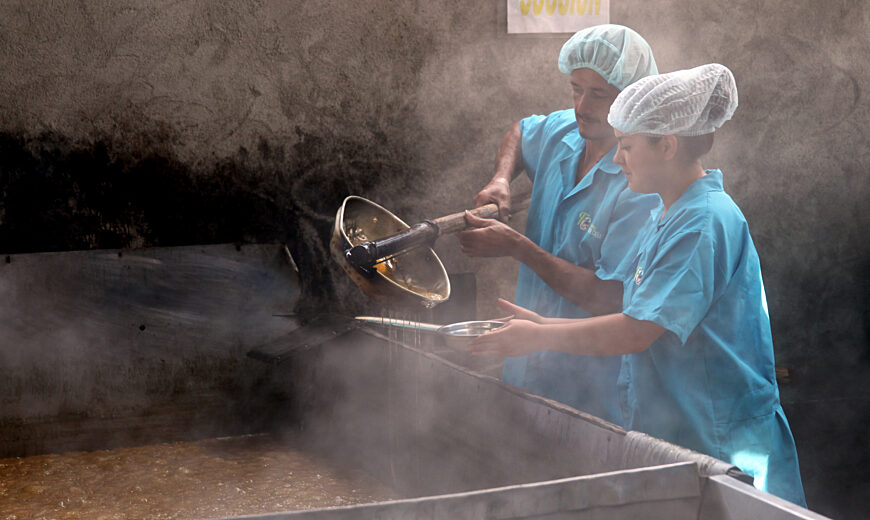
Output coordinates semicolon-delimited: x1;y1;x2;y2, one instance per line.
595;186;660;282
519;114;548;182
622;230;716;344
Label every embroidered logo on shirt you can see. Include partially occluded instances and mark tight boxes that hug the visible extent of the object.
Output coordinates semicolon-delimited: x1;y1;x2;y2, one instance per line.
633;266;644;286
576;211;602;239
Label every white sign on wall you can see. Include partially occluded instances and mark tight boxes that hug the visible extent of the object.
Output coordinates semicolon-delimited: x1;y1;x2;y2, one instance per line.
507;0;610;34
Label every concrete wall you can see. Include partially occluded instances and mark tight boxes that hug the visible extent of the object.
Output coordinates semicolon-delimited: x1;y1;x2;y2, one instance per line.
0;1;867;518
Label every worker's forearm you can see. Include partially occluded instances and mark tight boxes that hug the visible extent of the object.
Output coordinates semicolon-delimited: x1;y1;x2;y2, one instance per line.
491;120;524;184
512;235;623;316
537;313;664;356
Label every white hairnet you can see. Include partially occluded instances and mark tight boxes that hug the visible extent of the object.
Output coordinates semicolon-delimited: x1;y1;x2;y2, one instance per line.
607;63;738;136
558;24;658;90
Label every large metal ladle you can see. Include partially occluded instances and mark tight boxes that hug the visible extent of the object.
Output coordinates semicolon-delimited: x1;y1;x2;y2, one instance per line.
344;203;501;275
330;193;529;310
330;196;453;309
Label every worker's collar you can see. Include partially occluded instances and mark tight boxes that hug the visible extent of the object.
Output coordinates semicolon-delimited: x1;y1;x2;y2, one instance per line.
655;169;724;228
563;130;621;175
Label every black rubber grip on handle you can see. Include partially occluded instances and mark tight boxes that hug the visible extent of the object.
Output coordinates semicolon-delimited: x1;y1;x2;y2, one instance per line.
345;221;439;274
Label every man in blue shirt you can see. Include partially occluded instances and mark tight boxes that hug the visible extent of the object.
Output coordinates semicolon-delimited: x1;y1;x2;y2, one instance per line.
459;25;660;424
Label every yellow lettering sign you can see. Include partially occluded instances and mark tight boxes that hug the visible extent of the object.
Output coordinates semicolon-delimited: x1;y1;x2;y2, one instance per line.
520;0;532;15
516;0;605;18
546;0;558;15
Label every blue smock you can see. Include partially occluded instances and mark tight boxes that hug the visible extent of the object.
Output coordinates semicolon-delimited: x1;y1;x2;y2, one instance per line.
502;109;660;425
619;170;805;505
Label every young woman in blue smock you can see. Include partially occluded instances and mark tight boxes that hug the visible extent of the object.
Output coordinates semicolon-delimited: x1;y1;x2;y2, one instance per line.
469;64;806;506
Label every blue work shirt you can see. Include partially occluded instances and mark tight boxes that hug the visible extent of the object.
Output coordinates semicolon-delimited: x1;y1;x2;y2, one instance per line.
502;109;660;425
619;170;805;506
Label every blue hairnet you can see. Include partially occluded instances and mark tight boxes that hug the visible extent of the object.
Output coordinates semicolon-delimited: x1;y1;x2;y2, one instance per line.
558;24;658;90
607;63;738;136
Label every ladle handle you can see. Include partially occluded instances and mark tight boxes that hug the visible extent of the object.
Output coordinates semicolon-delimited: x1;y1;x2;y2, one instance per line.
355;316;442;333
431;203;499;236
431;188;532;235
345;221;439;273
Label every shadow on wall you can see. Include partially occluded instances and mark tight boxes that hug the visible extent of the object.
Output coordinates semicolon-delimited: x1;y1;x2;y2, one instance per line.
0;129;421;318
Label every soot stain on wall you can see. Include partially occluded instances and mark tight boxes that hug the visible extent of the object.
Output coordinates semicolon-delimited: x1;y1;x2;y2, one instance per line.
0;128;419;317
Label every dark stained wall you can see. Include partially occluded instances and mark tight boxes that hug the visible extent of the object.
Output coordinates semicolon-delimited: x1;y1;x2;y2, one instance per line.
0;1;867;518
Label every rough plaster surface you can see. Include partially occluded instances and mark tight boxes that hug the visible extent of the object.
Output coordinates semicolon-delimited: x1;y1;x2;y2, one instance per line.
0;1;868;518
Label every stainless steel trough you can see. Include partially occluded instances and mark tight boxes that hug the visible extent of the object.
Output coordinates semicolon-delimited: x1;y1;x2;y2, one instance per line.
0;244;828;520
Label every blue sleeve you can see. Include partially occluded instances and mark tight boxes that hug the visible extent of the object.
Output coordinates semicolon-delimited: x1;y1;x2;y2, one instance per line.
519;114;548;183
595;187;660;282
622;230;715;344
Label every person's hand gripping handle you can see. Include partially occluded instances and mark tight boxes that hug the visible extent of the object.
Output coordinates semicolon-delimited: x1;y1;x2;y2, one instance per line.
473;177;512;222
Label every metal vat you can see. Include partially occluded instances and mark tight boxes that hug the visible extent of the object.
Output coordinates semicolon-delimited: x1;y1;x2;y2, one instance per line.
0;244;827;519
